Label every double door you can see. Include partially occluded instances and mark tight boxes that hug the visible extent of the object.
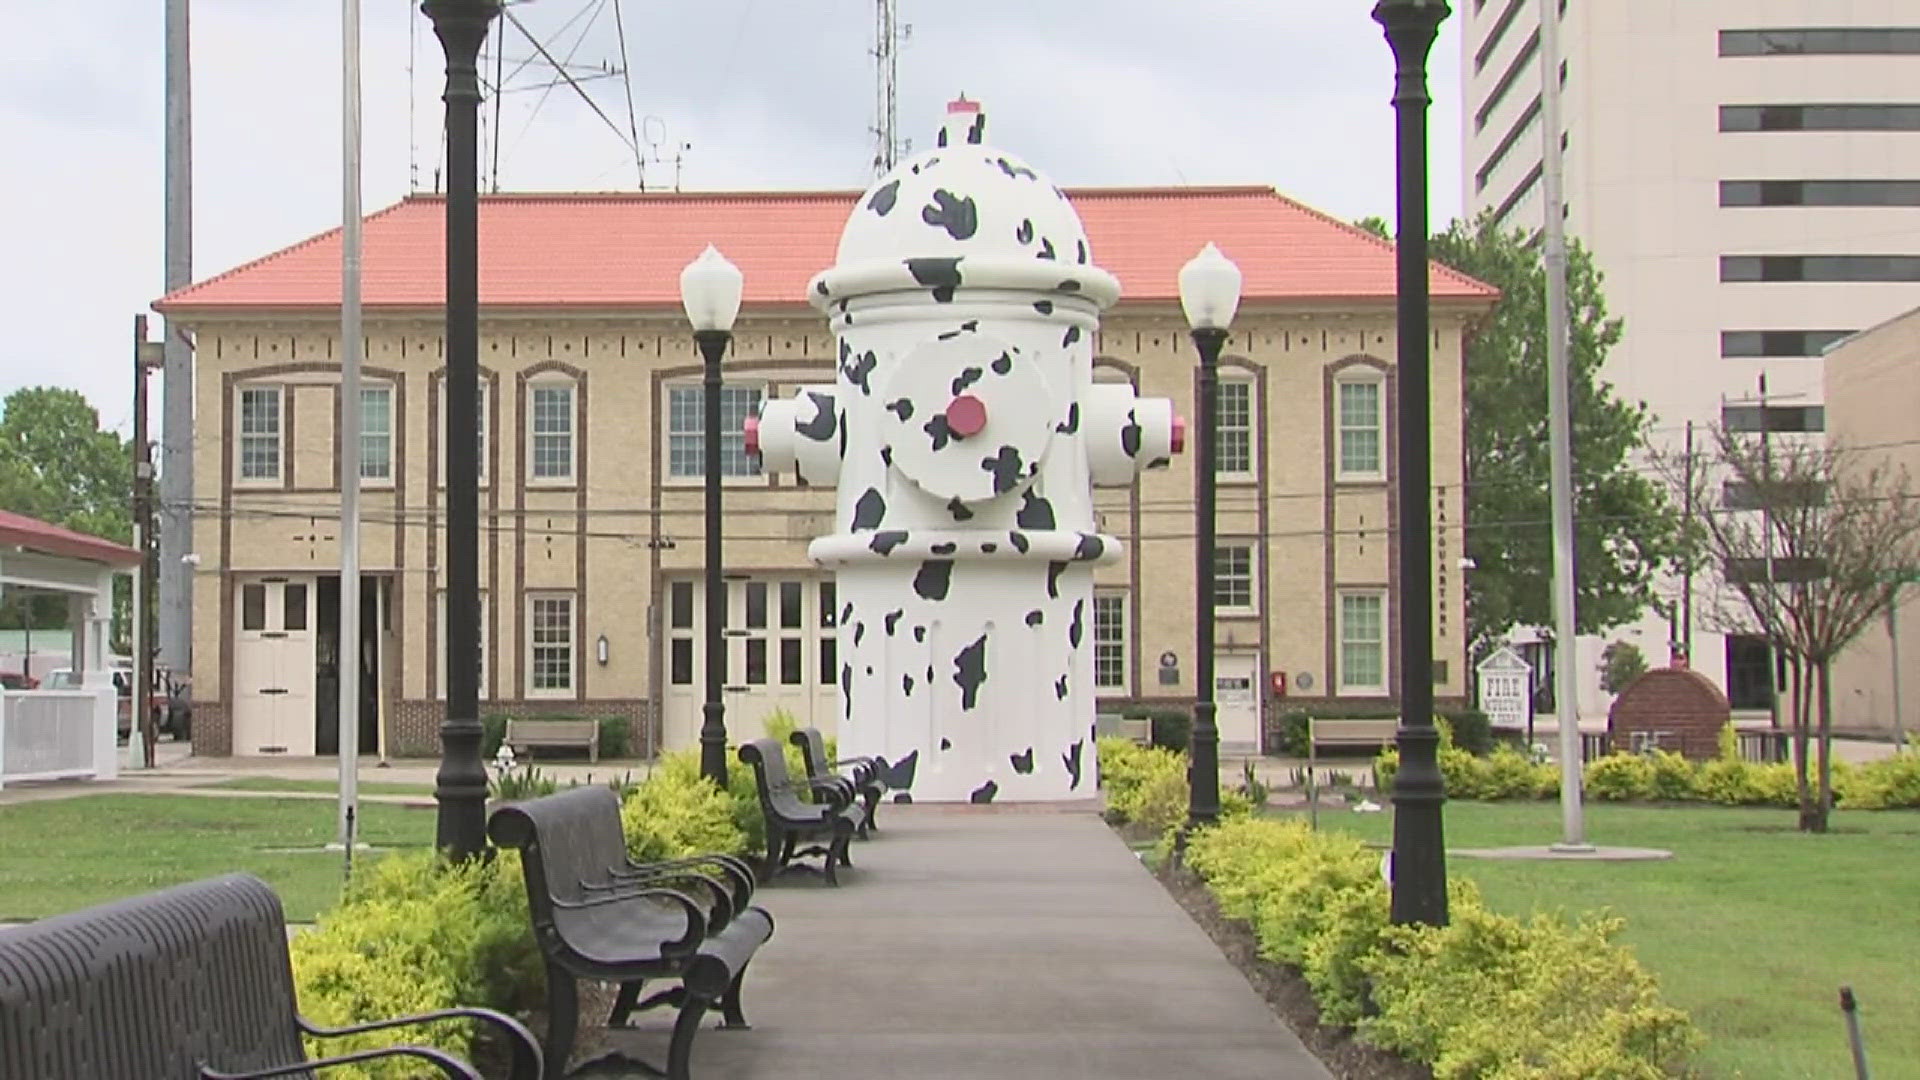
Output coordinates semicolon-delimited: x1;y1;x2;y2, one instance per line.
663;575;840;750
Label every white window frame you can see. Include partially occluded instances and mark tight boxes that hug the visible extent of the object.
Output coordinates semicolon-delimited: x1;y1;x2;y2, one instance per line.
526;593;575;697
1092;591;1128;692
1216;377;1255;478
527;380;577;486
1214;544;1256;614
1337;589;1389;695
235;384;285;486
1335;375;1387;482
665;381;767;484
357;383;394;486
436;590;489;700
438;379;489;487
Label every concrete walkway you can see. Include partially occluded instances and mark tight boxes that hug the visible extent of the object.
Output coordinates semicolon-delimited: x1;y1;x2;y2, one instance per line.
592;806;1333;1080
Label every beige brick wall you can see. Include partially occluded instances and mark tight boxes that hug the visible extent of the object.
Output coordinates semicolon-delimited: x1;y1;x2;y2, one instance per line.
183;302;1474;756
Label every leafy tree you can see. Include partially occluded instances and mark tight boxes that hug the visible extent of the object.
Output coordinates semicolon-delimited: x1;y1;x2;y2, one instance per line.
0;387;134;634
1429;214;1689;656
1597;640;1647;695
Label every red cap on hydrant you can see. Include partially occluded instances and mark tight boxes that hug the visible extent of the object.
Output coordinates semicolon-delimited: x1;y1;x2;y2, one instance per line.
743;415;760;458
946;394;988;438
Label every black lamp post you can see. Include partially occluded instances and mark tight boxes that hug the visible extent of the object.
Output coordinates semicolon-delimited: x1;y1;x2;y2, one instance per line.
1374;0;1450;927
680;246;745;786
1179;243;1242;831
423;0;498;861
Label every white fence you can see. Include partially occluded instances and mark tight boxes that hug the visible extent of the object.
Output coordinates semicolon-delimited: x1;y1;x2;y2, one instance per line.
0;689;116;789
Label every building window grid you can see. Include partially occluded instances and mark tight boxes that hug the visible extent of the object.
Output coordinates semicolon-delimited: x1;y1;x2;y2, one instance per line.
1214;545;1254;612
668;384;764;478
1339;592;1387;692
1721;255;1920;284
1092;593;1126;690
238;386;282;482
530;384;574;481
1721;179;1920;208
1720;330;1855;358
1337;380;1385;479
1720;28;1920;57
359;385;392;481
1216;380;1253;476
1720;104;1920;133
529;595;574;693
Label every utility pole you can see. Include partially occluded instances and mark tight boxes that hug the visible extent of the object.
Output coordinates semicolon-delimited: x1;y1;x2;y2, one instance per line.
132;318;163;769
336;0;365;850
159;0;195;685
1538;0;1588;850
1682;420;1694;658
872;0;900;175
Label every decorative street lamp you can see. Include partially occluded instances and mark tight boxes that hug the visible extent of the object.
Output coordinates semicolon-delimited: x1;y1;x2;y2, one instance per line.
680;245;744;786
423;0;499;862
1374;0;1451;926
1179;242;1242;831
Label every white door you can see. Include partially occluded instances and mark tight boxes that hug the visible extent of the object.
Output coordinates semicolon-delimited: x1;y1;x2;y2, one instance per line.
1215;653;1262;755
664;575;838;752
232;577;316;755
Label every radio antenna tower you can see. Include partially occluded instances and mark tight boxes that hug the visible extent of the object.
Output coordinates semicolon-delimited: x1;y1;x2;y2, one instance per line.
872;0;907;175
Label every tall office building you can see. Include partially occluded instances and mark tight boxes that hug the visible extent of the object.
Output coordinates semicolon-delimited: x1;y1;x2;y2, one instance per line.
1463;3;1920;721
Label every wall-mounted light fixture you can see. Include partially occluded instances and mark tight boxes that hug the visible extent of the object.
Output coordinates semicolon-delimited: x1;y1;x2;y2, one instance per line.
596;634;610;666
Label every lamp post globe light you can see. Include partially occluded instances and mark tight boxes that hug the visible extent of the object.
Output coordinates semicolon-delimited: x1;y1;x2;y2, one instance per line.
1373;0;1451;927
422;0;500;862
1179;242;1241;831
680;245;744;786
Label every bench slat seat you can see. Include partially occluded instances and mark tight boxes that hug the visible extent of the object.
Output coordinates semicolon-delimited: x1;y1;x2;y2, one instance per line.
505;717;600;761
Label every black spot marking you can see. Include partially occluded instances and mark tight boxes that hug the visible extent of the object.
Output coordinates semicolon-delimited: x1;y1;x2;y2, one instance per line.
903;673;914;696
868;179;900;216
797;391;838;442
946;496;974;523
1017;490;1056;530
1016;219;1035;244
854;621;867;647
913;626;926;643
840;662;852;709
1062;325;1082;348
995;156;1037;181
1063;739;1084;789
1032;299;1053;315
926;664;935;684
1047;560;1069;598
840;412;849;459
1025;609;1043;627
1054;674;1069;700
950;366;984;395
893;792;913;804
913;559;954;601
882;750;918;789
1056;402;1080;435
982;446;1026;494
1121;410;1142;457
940;737;951;751
839;338;850;363
954;634;988;709
1076;239;1088;264
815;279;830;297
1011;748;1035;774
923;414;955;451
852;488;887;530
880;445;893;467
869;531;909;556
970;780;999;804
1036;237;1056;260
840;602;853;625
1074;534;1106;561
1069;599;1085;648
921;190;978;240
991;352;1013;375
885;609;904;636
966;113;986;145
842;349;878;394
1057;279;1081;293
906;256;964;303
980;542;997;553
1009;531;1031;554
866;665;873;675
931;541;957;556
887;397;915;421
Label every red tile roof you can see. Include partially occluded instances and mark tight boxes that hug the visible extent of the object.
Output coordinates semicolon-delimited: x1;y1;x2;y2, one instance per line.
0;511;142;569
157;186;1494;314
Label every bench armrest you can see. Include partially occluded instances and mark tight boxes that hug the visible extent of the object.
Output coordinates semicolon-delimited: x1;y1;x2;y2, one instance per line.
202;1045;483;1080
615;853;756;904
292;1007;542;1080
774;776;854;809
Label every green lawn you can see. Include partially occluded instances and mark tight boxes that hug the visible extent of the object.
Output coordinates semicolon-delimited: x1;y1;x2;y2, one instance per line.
203;777;436;796
1279;801;1920;1080
0;795;435;921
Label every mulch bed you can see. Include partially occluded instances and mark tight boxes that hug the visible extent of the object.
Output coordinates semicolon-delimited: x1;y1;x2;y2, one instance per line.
1144;841;1429;1080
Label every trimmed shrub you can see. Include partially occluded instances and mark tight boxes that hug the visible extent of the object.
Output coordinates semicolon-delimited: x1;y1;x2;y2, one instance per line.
1144;709;1193;753
1836;747;1920;809
1584;754;1655;801
620;756;748;862
1644;751;1698;802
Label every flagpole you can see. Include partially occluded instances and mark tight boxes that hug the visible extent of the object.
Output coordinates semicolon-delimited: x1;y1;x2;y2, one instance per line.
336;0;364;851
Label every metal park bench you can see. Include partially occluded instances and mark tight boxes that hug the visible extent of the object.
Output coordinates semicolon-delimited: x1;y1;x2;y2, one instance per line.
789;726;887;836
487;785;774;1078
505;717;602;761
1309;717;1401;752
738;737;866;886
0;874;540;1080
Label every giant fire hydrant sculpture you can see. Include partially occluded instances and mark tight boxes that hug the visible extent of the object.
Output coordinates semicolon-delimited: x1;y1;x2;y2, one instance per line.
752;98;1182;801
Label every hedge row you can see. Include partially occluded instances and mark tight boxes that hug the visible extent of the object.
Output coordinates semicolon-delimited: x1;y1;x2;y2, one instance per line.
1097;737;1253;832
1185;816;1700;1078
1372;726;1920;808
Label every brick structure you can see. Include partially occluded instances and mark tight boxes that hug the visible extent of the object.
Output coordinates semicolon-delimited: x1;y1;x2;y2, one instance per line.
1606;659;1730;761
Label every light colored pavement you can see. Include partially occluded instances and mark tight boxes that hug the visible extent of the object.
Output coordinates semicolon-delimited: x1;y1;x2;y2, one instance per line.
589;806;1334;1080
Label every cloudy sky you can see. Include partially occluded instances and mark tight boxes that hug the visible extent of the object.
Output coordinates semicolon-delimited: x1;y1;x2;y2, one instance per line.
3;0;1464;435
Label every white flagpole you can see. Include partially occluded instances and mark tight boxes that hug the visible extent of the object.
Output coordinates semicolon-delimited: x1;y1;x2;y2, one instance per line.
336;0;364;851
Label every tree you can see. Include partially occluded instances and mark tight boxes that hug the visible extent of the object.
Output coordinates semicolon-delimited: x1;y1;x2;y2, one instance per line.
1429;214;1689;656
0;387;134;635
1667;427;1920;832
1597;640;1647;695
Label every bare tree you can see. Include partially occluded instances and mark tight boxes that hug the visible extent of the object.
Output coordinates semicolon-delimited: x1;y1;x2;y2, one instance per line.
1666;426;1920;832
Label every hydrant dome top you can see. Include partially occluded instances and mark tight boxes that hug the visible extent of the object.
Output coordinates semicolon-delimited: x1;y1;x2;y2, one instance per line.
811;97;1120;309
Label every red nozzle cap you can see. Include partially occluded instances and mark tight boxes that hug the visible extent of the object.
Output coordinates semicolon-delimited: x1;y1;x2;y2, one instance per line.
1171;414;1187;454
946;394;988;438
947;94;980;114
743;415;761;458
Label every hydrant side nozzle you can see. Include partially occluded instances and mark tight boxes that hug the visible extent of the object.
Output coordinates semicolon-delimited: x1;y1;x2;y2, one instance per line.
1171;414;1187;454
744;415;761;458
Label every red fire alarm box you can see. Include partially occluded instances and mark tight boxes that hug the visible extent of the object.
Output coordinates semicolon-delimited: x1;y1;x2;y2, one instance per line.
1269;670;1287;698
